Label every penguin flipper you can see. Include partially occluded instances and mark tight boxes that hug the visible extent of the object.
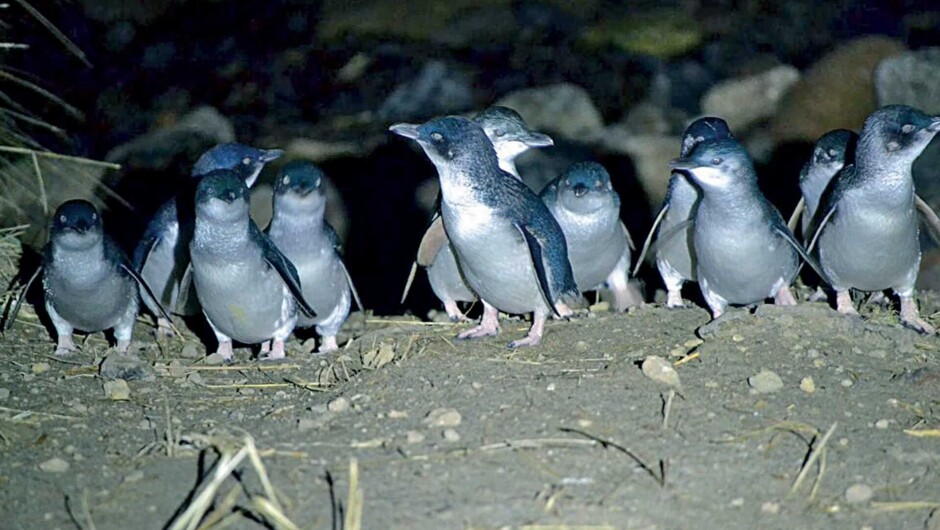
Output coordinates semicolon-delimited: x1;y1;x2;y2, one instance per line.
787;197;805;234
2;265;41;332
250;222;317;318
621;221;635;251
416;216;447;267
772;224;831;285
339;259;364;312
401;261;418;304
644;219;693;267
120;261;182;338
915;194;940;245
632;204;669;276
176;264;195;314
514;222;560;317
322;224;364;311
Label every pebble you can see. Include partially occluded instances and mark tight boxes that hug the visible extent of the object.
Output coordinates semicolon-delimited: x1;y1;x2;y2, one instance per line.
406;431;425;444
388;410;408;419
424;407;462;427
32;362;51;375
180;344;201;359
327;397;350;413
39;457;70;473
641;356;681;388
104;379;131;401
0;388;9;401
845;483;873;504
124;470;145;483
588;301;610;312
840;378;854;388
748;370;784;394
574;341;589;353
204;353;226;366
874;419;890;429
799;377;816;394
442;428;460;442
760;501;780;514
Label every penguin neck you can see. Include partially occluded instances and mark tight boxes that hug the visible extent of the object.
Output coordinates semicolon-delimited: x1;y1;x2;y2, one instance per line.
51;242;108;285
698;183;763;220
267;208;327;249
497;158;521;180
194;217;251;257
435;153;502;208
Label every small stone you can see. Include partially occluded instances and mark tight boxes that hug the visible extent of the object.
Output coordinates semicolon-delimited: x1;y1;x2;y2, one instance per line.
874;419;890;429
180;344;201;359
123;470;144;483
589;301;610;312
574;341;589;353
388;410;408;419
100;354;154;381
423;407;462;427
39;457;70;473
546;383;556;392
104;379;131;401
186;372;205;386
760;501;780;514
748;370;784;394
204;353;225;366
641;356;681;388
730;497;744;507
799;377;816;393
841;378;854;388
31;362;51;374
327;397;350;413
845;483;873;505
0;388;9;401
442;428;460;442
471;382;483;390
683;338;704;349
731;334;744;342
297;418;320;432
406;431;425;444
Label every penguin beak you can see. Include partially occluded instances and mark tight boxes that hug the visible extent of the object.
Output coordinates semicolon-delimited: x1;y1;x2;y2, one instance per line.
572;183;589;197
521;132;554;147
669;157;699;172
389;123;421;140
260;149;284;163
220;190;238;203
929;117;940;133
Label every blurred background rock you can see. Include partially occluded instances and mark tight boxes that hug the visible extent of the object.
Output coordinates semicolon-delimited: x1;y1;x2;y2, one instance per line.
1;0;938;313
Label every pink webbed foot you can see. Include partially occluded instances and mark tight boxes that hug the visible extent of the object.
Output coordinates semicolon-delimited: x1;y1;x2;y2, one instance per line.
666;289;685;308
774;285;797;306
259;339;287;361
443;300;471;322
835;291;859;316
900;295;936;334
458;303;499;340
318;336;339;353
508;315;546;349
216;341;234;362
55;335;77;356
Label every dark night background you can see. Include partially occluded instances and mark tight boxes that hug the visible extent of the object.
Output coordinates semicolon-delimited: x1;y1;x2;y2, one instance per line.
2;0;939;316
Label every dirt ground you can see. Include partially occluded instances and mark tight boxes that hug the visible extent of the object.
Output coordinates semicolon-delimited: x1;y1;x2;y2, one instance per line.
1;291;939;530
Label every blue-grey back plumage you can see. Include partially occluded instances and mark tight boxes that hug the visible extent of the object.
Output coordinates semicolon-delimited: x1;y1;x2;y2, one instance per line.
391;116;580;347
135;143;282;333
541;161;640;310
266;161;360;353
809;105;940;333
189;170;314;361
670;138;801;318
798;129;856;240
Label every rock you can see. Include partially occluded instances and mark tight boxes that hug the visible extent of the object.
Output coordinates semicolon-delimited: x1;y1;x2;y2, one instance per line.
748;370;784;394
580;9;701;59
31;362;50;375
104;379;131;401
406;430;425;444
180;343;201;359
442;428;460;442
123;470;145;483
328;397;351;413
701;65;801;132
875;48;940;111
602;131;678;206
39;457;70;473
496;84;605;143
423;407;462;428
0;388;9;401
874;419;890;429
641;356;681;388
377;60;474;123
771;36;906;144
799;377;816;394
100;354;154;381
845;483;873;504
204;353;226;366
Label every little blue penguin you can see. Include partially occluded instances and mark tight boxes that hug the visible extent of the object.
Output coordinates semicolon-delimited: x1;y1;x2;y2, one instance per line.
391;116;583;348
134;143;283;336
38;200;168;355
809;105;940;333
636;117;734;308
540;162;642;310
188;170;316;361
670;138;808;321
266;161;363;353
409;106;554;321
790;129;857;240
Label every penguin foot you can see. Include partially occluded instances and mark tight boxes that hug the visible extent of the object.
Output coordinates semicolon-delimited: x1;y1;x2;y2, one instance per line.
216;341;234;362
774;285;797;306
55;335;77;356
155;318;176;338
458;304;500;340
443;301;471;322
612;283;644;311
808;287;827;302
666;290;685;308
900;296;936;334
835;291;859;315
259;340;287;360
554;302;575;319
508;316;545;349
318;336;339;354
115;339;131;354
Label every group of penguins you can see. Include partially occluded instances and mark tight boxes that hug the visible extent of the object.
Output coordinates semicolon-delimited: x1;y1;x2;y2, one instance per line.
7;103;940;360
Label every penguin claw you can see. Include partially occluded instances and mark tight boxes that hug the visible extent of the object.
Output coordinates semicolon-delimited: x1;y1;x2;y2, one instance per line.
665;290;685;308
54;336;77;356
259;339;287;361
900;296;936;335
457;324;499;340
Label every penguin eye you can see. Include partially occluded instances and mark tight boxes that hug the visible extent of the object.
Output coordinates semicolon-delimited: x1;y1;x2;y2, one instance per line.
494;128;506;138
314;178;321;187
242;157;251;166
711;157;723;165
827;148;837;158
91;212;97;220
282;176;290;186
430;132;443;142
59;214;67;223
901;124;915;134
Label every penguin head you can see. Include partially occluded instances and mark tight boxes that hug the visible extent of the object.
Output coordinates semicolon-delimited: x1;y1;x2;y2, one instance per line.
192;142;284;187
390;116;495;168
864;105;940;160
474;106;553;162
669;139;754;192
273;161;327;215
50;199;103;250
552;162;617;214
680;117;733;157
812;129;856;169
194;169;250;222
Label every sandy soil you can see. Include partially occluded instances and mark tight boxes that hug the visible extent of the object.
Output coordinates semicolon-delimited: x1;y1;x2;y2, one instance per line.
1;293;939;530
